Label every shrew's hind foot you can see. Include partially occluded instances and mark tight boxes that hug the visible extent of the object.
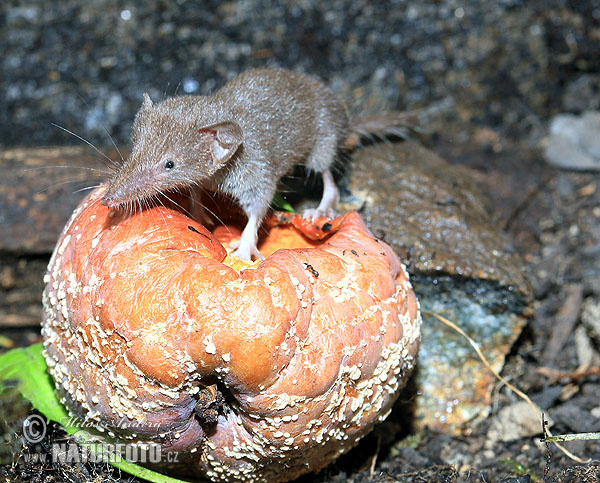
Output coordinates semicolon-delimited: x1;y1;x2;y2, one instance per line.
302;169;339;222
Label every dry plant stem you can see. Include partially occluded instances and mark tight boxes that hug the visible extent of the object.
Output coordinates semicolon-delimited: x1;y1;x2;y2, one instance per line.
369;435;381;478
422;310;589;464
542;433;600;443
537;362;600;385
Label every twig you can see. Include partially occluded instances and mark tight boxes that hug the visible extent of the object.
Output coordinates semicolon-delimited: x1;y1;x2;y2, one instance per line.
537;363;600;385
542;432;600;443
543;415;552;480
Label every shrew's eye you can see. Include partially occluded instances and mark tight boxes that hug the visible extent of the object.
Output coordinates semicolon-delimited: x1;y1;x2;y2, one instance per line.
164;160;175;170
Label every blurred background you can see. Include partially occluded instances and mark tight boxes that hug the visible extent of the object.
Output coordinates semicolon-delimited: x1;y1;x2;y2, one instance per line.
2;0;598;155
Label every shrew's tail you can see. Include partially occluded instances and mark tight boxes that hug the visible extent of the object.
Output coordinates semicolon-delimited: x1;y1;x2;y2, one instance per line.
344;111;420;150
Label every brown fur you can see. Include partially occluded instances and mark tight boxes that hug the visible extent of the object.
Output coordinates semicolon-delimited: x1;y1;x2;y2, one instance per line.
102;67;412;258
103;68;348;219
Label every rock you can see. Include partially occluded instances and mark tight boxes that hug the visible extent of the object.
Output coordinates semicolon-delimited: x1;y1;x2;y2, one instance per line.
498;476;531;483
551;404;600;434
349;141;533;434
574;326;600;367
531;385;563;411
581;297;600;343
543;112;600;171
487;401;551;443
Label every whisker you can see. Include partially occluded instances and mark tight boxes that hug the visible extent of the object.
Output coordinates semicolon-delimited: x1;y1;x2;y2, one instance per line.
154;193;172;241
51;123;116;167
36;178;98;194
23;165;113;176
84;151;120;170
72;184;102;195
159;190;198;221
74;92;125;164
189;184;232;234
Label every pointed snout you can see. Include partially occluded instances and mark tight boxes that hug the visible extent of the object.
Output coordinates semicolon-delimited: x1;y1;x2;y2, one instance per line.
100;194;121;209
101;172;156;210
101;183;128;209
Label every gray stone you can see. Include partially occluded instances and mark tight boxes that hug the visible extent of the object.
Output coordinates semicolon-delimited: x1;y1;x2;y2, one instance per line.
544;112;600;171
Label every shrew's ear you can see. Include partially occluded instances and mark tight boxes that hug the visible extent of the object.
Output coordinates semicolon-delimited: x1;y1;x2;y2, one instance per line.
141;92;153;111
198;121;243;167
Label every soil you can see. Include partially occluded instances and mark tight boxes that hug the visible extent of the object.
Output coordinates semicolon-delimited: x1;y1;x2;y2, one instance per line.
2;0;600;481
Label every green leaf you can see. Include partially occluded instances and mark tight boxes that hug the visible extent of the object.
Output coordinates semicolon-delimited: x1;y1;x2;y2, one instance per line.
84;443;192;483
271;192;295;213
498;458;527;474
0;343;72;429
0;344;191;483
